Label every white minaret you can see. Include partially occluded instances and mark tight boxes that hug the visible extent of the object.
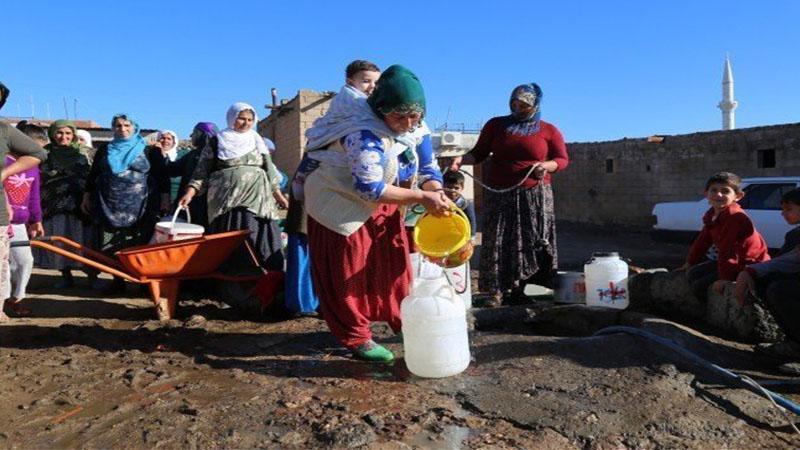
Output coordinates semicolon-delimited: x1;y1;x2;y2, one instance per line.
718;55;738;130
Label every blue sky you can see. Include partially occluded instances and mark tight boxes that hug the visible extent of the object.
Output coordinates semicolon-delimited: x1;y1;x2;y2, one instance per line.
4;1;799;143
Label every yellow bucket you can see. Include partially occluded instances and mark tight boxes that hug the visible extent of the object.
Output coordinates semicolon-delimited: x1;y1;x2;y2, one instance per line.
413;207;473;268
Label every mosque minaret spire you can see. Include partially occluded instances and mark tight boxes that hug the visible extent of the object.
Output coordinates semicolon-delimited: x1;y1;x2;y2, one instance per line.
718;54;738;130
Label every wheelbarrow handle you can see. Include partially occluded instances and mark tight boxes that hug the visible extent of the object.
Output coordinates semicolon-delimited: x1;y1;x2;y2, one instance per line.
22;238;139;283
30;236;121;269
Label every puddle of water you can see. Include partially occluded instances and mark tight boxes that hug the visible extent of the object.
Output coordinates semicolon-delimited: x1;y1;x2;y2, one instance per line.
408;425;471;450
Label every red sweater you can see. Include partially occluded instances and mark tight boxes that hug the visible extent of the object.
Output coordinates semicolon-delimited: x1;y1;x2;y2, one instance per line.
686;203;770;280
470;118;569;189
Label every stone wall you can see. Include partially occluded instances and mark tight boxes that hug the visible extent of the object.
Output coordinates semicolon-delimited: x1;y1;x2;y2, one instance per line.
555;123;800;227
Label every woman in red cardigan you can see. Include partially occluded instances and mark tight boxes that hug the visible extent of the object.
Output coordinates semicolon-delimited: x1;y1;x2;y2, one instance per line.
465;83;569;307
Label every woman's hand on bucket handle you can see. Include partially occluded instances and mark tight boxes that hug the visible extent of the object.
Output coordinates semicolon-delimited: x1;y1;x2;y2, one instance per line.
178;188;196;208
420;190;453;217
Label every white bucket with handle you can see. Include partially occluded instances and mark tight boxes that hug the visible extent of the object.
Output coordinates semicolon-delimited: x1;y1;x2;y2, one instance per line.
154;207;205;243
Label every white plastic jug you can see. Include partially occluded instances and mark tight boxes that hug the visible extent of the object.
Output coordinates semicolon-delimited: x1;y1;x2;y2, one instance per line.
410;253;471;310
401;274;470;378
584;252;629;309
154;207;205;243
554;271;585;304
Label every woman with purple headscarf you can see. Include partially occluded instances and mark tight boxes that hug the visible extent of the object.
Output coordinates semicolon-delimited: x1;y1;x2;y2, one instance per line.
463;83;569;307
164;122;217;227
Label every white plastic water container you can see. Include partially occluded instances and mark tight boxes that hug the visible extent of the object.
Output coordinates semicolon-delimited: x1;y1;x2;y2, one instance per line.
584;252;629;309
410;252;444;279
554;271;585;304
410;253;471;310
401;274;470;378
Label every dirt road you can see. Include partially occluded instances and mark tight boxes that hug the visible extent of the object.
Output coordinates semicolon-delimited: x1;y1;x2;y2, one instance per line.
1;228;798;449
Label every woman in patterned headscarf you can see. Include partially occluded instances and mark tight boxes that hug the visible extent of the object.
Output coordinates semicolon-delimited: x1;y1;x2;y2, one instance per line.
465;83;569;307
36;120;95;288
81;114;171;294
300;65;451;362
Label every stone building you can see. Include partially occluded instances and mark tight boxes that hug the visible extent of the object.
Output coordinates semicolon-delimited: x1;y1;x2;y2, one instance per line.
554;122;800;228
257;90;335;176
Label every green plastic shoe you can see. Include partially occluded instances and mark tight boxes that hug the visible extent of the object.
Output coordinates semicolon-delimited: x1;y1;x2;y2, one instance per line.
353;340;395;363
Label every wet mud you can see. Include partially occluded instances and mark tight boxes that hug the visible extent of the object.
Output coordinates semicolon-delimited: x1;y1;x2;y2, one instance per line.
1;224;798;449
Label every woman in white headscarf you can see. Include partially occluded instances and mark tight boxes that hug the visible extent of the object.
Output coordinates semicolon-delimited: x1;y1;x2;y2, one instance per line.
155;129;188;202
179;103;288;270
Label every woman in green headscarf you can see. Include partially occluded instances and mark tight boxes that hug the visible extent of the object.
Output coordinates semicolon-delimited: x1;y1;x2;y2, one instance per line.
35;120;95;288
301;65;452;362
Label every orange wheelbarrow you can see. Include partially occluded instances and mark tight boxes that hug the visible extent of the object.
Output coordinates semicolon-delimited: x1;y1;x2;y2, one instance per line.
27;230;264;321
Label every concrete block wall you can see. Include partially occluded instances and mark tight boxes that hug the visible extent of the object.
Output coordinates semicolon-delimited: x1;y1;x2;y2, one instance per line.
554;123;800;227
258;90;334;177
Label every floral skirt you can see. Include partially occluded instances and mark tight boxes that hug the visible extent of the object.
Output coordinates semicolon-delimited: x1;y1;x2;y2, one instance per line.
479;183;558;294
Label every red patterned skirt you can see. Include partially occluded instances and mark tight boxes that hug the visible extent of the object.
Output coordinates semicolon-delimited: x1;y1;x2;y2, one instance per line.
307;204;412;349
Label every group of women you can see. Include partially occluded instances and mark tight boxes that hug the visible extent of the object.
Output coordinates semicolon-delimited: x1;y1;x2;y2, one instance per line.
1;68;569;364
1;97;285;300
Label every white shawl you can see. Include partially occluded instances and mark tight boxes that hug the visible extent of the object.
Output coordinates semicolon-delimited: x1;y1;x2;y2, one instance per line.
216;102;268;160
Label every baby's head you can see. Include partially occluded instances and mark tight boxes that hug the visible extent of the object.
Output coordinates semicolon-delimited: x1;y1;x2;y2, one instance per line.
346;60;381;96
443;170;465;201
781;188;800;226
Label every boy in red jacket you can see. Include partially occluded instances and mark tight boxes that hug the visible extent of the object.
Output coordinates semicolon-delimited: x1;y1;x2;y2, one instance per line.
679;172;770;301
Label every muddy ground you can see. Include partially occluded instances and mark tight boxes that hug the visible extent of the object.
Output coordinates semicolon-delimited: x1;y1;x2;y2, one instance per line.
1;226;799;449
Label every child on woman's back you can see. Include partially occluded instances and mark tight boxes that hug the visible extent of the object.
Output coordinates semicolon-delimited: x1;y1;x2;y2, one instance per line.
284;60;381;315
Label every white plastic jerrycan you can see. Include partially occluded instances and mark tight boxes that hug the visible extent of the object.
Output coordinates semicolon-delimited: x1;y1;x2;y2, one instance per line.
401;274;470;378
584;252;629;309
410;252;471;310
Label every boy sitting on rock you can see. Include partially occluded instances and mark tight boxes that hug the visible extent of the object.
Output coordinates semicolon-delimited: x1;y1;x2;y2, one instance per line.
735;188;800;374
678;172;770;301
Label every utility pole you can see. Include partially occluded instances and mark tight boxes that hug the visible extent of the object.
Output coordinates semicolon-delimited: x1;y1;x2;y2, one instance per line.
63;97;69;119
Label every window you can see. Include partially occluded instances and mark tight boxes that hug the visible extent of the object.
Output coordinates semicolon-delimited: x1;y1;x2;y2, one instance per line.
758;149;776;168
605;159;614;173
740;183;795;210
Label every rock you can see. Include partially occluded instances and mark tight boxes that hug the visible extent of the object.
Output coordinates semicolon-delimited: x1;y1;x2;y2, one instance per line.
178;404;199;416
362;413;385;429
317;423;376;448
628;270;705;319
277;431;306;446
529;304;622;335
184;315;207;329
706;284;784;342
626;271;784;342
